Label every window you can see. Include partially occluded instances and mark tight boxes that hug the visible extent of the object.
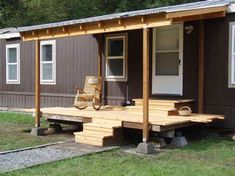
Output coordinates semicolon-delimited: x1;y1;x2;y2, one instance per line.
229;22;235;87
40;40;56;84
154;24;180;76
6;44;20;84
105;34;127;81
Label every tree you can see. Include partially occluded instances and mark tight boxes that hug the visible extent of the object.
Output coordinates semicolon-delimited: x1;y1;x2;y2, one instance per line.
0;0;202;28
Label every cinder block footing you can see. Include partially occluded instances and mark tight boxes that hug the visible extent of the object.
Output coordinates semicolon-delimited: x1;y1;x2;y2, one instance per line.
136;142;156;154
171;136;188;147
47;124;63;134
30;127;45;136
232;134;235;141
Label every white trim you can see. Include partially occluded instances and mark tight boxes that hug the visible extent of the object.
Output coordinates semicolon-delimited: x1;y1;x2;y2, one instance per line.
152;22;184;95
40;40;56;85
227;3;235;13
6;44;20;84
0;32;20;39
105;34;128;81
228;22;235;88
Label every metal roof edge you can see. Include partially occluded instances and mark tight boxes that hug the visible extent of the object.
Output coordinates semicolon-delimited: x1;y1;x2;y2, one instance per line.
16;0;231;33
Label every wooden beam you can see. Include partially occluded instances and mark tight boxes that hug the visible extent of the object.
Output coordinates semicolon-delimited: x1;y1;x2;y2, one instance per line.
97;34;102;77
35;40;41;127
142;27;150;142
21;14;171;41
198;20;205;114
172;11;226;22
166;6;226;19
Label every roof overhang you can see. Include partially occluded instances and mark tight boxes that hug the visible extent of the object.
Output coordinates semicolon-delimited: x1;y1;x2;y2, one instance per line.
0;32;20;39
19;2;228;41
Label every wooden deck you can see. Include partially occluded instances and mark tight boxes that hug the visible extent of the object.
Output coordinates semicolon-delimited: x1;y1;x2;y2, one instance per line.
24;100;224;146
24;106;224;132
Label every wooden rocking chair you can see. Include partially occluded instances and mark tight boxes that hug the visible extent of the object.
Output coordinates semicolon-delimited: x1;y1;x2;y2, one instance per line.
74;76;102;111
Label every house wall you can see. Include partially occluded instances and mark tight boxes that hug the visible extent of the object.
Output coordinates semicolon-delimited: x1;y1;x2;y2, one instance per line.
103;22;200;106
0;13;235;129
0;35;99;108
102;30;143;105
0;25;200;108
204;13;235;129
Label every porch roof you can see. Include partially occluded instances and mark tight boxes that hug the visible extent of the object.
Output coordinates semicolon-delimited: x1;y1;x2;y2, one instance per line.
17;0;231;41
0;28;20;39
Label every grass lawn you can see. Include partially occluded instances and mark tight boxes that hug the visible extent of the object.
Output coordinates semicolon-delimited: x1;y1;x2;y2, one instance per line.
0;112;73;152
0;112;234;176
2;136;235;176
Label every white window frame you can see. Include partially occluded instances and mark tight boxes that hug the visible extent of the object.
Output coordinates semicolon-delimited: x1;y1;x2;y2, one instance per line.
6;44;20;84
105;34;128;81
40;40;56;85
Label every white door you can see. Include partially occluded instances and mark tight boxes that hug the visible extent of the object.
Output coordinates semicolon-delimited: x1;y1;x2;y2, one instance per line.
152;23;183;95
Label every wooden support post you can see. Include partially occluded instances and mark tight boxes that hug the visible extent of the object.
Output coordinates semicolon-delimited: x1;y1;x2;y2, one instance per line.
143;27;150;142
35;39;41;127
198;20;204;114
97;34;102;77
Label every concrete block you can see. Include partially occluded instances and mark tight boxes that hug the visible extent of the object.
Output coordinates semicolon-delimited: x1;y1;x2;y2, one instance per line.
151;137;167;148
48;123;63;133
171;136;188;147
136;142;156;155
160;130;175;138
232;134;235;141
30;127;45;136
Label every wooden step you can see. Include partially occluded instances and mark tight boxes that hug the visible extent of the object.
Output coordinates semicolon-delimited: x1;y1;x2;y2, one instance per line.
84;122;121;128
92;118;122;126
135;102;175;108
75;136;103;146
127;105;176;110
133;99;194;110
83;125;114;133
133;99;194;103
74;131;112;138
134;99;194;105
75;134;104;142
124;106;178;116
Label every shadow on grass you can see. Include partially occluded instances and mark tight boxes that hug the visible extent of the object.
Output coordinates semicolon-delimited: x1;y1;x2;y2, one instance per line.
178;136;234;152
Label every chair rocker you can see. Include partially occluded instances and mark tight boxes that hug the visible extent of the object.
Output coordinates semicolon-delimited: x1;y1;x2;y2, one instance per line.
74;76;102;111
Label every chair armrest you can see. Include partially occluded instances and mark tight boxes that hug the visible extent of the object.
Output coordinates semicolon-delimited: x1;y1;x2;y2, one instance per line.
95;87;102;92
75;86;86;94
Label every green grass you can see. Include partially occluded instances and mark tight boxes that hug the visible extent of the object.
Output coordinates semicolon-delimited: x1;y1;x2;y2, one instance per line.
0;112;73;151
0;112;234;176
3;136;235;176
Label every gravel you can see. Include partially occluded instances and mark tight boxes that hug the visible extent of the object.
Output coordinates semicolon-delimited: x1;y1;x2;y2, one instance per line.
0;147;79;173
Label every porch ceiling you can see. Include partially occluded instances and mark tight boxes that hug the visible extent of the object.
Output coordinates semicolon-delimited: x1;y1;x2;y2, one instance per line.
18;1;229;41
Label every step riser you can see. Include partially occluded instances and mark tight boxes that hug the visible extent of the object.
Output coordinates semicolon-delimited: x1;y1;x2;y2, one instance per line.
75;135;103;142
127;104;175;109
75;131;113;137
83;126;114;133
134;105;175;110
126;109;178;116
126;107;175;112
128;111;169;116
92;119;122;126
75;137;103;146
135;102;175;108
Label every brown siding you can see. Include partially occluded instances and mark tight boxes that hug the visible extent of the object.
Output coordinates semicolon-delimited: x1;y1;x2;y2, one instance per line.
204;14;235;129
102;30;144;106
183;21;199;109
0;35;98;108
103;25;200;106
